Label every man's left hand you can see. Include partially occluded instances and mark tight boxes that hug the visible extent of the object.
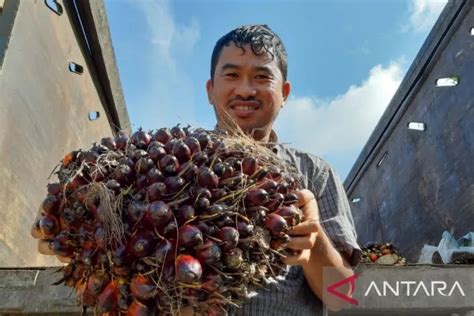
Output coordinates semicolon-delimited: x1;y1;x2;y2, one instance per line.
283;189;320;267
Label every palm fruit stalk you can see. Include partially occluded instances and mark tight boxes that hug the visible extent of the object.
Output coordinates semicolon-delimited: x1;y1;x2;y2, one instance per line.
33;125;304;315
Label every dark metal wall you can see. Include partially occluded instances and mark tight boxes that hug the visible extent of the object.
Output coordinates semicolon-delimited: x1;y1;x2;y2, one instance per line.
0;0;129;266
344;0;474;262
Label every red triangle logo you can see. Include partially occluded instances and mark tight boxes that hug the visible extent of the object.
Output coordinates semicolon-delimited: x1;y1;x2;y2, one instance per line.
327;274;359;305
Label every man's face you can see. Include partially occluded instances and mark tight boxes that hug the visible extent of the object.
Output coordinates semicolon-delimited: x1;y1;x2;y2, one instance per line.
206;43;290;140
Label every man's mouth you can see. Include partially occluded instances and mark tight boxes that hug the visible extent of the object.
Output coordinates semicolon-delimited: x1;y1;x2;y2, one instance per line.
229;101;261;118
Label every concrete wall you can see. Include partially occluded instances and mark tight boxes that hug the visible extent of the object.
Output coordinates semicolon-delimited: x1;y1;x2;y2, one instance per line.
345;0;474;262
0;0;123;267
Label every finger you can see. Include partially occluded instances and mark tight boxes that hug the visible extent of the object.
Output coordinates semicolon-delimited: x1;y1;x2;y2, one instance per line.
295;189;315;208
283;249;310;266
286;234;318;250
289;219;319;235
38;240;55;255
57;255;72;263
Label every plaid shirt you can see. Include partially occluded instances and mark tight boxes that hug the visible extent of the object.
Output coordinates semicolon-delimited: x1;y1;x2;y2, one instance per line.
230;141;361;316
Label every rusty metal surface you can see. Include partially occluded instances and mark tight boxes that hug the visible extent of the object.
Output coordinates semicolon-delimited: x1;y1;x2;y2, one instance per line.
345;0;474;262
0;1;125;267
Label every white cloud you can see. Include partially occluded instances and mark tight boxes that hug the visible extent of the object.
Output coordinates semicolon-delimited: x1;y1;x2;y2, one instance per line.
132;0;201;129
407;0;447;32
275;62;404;164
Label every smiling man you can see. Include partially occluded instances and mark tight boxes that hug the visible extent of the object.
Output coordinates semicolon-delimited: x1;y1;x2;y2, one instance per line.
206;25;361;315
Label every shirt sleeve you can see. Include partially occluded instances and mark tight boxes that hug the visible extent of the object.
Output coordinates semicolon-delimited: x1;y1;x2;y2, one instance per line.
311;161;362;267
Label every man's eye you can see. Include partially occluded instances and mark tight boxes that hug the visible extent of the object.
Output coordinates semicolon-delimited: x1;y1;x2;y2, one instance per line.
225;73;238;78
256;74;270;79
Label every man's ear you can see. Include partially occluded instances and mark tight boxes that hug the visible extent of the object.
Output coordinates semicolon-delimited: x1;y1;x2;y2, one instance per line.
206;79;214;105
282;80;291;104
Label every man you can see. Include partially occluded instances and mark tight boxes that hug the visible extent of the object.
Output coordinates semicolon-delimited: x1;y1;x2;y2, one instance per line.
205;24;361;315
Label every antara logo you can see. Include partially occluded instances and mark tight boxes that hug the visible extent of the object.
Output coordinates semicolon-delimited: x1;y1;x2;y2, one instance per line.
364;281;466;297
327;274;359;305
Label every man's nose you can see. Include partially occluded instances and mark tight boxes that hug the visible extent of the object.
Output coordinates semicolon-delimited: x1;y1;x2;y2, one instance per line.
234;79;257;98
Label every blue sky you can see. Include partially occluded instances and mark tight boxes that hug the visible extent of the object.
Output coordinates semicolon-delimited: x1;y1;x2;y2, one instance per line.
104;0;447;180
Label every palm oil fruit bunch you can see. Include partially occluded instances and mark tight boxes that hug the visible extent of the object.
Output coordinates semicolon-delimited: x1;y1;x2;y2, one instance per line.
33;125;303;315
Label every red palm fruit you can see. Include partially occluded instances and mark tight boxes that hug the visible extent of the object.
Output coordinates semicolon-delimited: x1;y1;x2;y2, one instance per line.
126;299;153;316
49;232;74;257
159;154;179;174
111;244;129;266
277;182;290;194
216;227;239;251
112;164;133;184
115;133;129;150
196;133;212;149
176;204;195;225
127;201;145;224
145;201;172;227
221;163;234;180
176;254;202;284
268;166;282;180
242;157;259;175
119;156;135;168
106;179;121;194
146;182;167;202
164;176;185;194
153;239;174;264
128;232;156;258
202;203;224;217
80;241;97;265
195;241;222;265
224;248;243;269
265;193;285;211
210;188;227;202
131;128;152;149
164;138;179;155
97;280;119;313
147;144;166;162
135;157;154;174
135;175;148;192
146;167;164;184
161;220;178;239
39;214;59;238
184;136;201;154
195;222;217;236
194;197;210;212
31;217;44;239
177;161;198;182
47;182;61;196
42;195;60;214
197;167;219;189
258;178;278;192
179;225;203;248
100;136;116;150
172;140;191;163
79;150;100;164
212;162;227;177
171;125;186;139
152;128;172;144
76;281;96;306
237;221;255;238
73;185;88;203
130;275;155;301
192;151;208;166
129;149;148;162
201;273;223;293
244;188;269;207
87;271;110;296
284;192;299;205
190;186;212;200
265;213;289;236
61;207;78;227
65;174;86;192
274;205;303;226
